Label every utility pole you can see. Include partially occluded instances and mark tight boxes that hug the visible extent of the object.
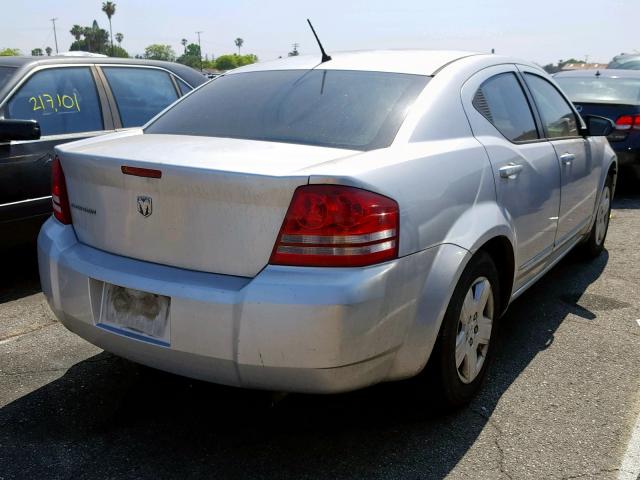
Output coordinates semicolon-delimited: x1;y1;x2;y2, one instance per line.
51;18;59;54
195;31;203;71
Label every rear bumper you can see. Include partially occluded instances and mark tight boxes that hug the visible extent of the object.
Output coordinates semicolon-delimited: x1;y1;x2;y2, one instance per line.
38;218;467;393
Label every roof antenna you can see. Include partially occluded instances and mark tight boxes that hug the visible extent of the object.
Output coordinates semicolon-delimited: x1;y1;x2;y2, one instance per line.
307;19;331;63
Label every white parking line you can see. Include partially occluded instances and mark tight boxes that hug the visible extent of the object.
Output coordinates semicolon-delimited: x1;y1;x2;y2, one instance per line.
619;408;640;480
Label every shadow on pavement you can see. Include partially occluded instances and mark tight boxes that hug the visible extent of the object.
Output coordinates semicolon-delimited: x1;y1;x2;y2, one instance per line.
0;243;41;303
0;246;611;479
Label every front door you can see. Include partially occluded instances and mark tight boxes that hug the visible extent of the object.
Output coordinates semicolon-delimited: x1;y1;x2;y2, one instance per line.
462;65;561;289
0;66;110;242
519;69;599;246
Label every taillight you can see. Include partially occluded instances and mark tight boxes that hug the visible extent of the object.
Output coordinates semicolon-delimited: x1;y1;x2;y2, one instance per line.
51;155;72;225
615;114;640;130
270;185;399;267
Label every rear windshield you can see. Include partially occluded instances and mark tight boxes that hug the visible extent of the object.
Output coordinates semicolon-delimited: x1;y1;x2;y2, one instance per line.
145;69;429;151
555;76;640;105
0;66;16;88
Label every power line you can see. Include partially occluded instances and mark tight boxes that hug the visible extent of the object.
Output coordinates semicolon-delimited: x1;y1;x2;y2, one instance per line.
50;18;59;54
195;31;203;71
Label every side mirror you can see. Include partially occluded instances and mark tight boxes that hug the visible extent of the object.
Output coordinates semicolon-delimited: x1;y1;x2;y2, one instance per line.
580;115;615;137
0;119;41;142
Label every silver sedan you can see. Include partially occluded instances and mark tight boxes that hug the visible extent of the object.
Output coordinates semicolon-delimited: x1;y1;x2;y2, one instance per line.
38;50;617;407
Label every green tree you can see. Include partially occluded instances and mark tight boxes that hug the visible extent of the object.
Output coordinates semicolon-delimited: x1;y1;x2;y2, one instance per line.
184;43;200;57
102;1;116;56
144;44;175;61
69;21;110;54
115;32;123;46
213;53;257;70
70;24;83;41
234;37;244;55
236;54;257;66
45;47;52;56
31;48;44;56
214;54;237;70
0;48;20;56
177;43;202;68
111;45;129;58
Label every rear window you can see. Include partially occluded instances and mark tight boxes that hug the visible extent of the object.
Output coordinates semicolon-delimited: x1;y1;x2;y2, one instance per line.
0;66;16;88
145;69;429;151
555;76;640;105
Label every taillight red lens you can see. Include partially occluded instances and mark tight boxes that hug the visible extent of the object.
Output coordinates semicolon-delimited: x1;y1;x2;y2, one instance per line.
51;156;72;225
615;115;640;130
270;185;399;267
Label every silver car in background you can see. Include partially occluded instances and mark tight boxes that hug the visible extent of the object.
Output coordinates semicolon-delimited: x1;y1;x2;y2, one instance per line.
38;50;617;406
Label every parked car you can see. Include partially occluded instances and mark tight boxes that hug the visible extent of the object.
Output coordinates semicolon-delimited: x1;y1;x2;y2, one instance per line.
555;69;640;178
0;56;206;248
38;50;617;406
608;53;640;70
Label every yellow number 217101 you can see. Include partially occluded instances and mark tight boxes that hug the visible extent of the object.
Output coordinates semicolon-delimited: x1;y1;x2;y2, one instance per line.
28;92;81;113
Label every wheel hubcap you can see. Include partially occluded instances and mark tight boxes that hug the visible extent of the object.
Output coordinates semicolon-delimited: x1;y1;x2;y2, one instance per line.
455;277;494;384
595;186;611;246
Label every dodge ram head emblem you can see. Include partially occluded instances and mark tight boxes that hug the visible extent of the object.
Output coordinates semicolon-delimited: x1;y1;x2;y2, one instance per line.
136;196;152;217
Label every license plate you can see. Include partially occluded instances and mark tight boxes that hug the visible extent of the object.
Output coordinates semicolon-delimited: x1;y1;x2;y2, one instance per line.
99;283;170;346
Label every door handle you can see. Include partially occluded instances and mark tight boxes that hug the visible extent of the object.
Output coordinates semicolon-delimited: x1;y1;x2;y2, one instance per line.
499;163;523;179
560;153;575;165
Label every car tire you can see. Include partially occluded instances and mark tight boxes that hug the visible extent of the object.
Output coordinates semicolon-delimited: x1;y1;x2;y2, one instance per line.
433;250;500;409
580;175;613;259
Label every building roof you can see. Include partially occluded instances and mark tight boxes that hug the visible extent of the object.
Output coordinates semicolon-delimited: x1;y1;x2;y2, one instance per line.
561;62;608;71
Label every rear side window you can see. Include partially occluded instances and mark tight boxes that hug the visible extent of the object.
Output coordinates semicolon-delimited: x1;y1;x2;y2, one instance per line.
0;66;16;88
473;73;538;142
176;78;192;96
103;67;178;127
145;69;429;151
524;73;579;138
5;67;103;136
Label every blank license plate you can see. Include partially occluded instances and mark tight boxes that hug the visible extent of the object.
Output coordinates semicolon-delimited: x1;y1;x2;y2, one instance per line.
99;283;170;346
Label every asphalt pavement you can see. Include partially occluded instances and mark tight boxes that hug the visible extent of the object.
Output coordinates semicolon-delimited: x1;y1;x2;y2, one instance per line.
1;187;640;480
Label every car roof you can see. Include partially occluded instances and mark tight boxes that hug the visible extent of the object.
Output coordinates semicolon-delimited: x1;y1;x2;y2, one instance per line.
228;49;483;76
554;69;640;79
0;55;188;70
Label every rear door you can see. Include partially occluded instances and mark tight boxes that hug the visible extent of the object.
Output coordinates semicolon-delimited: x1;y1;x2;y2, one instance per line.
0;65;112;228
520;69;599;247
462;65;561;289
98;66;181;129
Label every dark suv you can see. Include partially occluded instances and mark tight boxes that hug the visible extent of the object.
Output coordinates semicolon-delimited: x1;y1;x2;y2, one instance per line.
0;56;205;248
555;69;640;180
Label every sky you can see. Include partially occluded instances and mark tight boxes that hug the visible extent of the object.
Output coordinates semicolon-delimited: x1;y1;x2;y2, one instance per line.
1;0;638;66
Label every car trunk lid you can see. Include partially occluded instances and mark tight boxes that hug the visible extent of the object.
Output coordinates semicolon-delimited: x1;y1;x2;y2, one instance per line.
57;133;358;277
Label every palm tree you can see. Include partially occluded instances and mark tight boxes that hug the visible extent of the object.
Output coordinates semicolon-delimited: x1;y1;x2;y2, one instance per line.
115;32;123;46
234;37;243;55
83;26;93;52
102;1;116;56
70;24;83;41
181;38;188;54
45;46;52;56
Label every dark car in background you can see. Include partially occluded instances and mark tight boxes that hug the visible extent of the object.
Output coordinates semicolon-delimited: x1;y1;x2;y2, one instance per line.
555;69;640;179
608;53;640;70
0;56;206;248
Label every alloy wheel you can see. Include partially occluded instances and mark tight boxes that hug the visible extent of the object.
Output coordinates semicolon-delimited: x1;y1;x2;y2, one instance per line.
455;277;494;384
